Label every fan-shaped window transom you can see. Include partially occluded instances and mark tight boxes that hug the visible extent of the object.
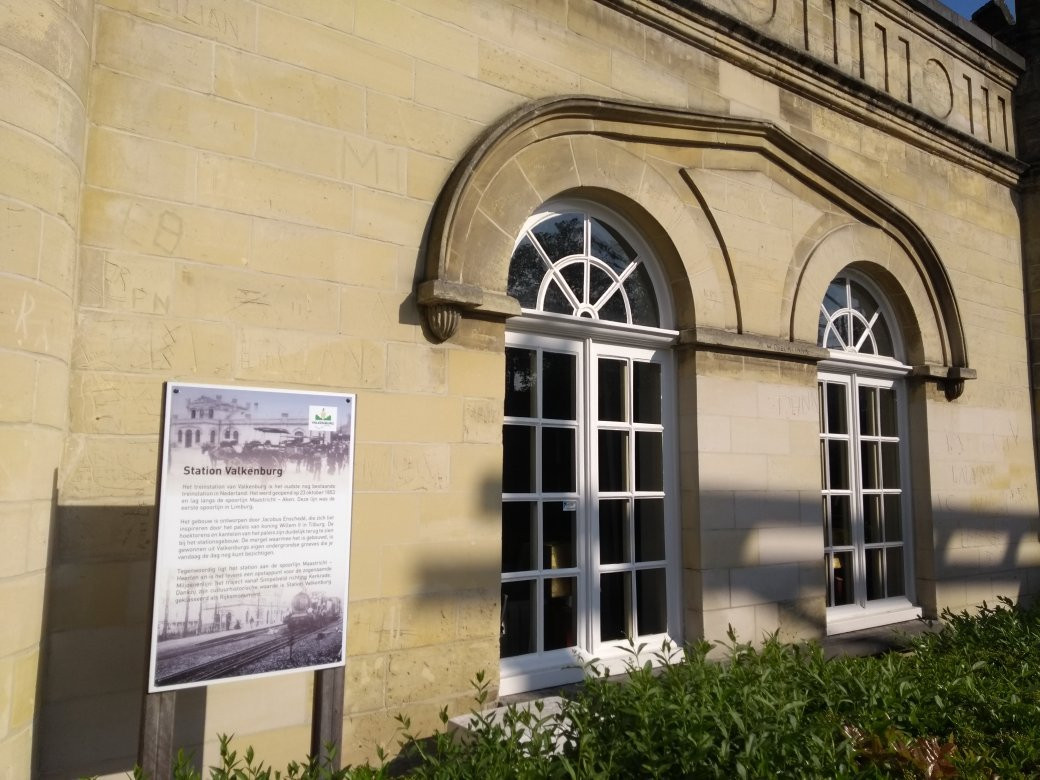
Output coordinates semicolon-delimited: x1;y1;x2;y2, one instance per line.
818;277;895;358
508;211;660;328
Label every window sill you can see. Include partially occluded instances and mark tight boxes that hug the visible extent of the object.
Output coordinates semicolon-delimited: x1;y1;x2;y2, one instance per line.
825;604;923;636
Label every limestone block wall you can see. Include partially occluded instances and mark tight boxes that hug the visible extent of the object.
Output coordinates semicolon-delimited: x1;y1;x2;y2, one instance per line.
40;0;514;775
688;352;824;644
0;0;1034;776
0;0;93;776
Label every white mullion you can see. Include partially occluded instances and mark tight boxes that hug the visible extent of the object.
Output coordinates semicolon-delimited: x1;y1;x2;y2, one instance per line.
624;356;638;638
582;337;595;652
848;375;867;607
534;348;545;654
582;218;591;307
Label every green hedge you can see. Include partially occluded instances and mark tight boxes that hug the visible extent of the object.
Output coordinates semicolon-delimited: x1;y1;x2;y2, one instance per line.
151;598;1040;779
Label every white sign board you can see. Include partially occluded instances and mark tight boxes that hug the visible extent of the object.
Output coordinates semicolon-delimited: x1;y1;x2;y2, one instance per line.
147;383;355;692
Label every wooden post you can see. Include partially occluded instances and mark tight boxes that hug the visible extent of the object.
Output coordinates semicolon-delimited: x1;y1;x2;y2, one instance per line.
310;666;345;769
139;690;178;779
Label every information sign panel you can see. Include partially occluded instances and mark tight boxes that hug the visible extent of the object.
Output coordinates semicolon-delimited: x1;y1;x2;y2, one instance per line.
147;383;355;692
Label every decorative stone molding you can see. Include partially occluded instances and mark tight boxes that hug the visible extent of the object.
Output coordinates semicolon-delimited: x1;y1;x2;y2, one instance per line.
680;327;828;362
419;95;972;387
423;303;462;343
911;364;977;400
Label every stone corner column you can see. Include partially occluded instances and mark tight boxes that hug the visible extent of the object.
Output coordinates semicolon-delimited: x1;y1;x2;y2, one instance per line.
0;0;94;775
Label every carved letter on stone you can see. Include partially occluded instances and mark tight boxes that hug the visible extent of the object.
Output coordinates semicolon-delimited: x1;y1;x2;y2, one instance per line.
721;0;777;26
922;58;954;119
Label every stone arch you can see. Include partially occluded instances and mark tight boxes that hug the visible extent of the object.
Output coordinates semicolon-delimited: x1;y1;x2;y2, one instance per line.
788;222;944;366
418;99;749;339
419;97;969;390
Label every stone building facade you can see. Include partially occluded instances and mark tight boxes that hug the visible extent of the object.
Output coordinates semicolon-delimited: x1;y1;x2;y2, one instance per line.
1;0;1038;776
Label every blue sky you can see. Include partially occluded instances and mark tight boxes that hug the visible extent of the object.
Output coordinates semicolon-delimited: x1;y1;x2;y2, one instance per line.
940;0;1015;19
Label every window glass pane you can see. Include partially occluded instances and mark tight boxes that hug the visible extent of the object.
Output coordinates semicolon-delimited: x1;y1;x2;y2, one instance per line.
636;569;667;635
502;502;536;572
502;425;534;493
861;441;880;490
598;290;627;323
542;427;575;493
543;279;572;314
599;430;628;492
831;551;854;606
543;352;576;420
879;388;898;436
887;547;905;597
825;383;848;434
635;499;665;561
600;572;630;641
635;431;663;492
866;548;885;600
543;501;576;569
823;280;845;315
884;495;903;542
859;386;878;436
827;440;850;490
532;213;583;261
827;495;852;547
500;580;536;657
881;442;901;488
824;327;844;350
560;262;585;303
589;265;613;306
544;577;576;650
598;359;626;422
599;499;628;565
623;263;660;327
507;235;543;309
872;317;894;357
863;494;882;544
590;217;635;274
817;309;828;346
505;348;536;418
634;362;661;424
849;281;878;321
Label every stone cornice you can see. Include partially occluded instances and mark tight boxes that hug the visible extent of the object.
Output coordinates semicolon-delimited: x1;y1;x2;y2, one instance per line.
601;0;1027;186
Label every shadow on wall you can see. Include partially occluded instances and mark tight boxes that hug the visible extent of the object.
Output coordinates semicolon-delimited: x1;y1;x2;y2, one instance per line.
417;477;1040;650
36;504;207;779
35;487;1040;777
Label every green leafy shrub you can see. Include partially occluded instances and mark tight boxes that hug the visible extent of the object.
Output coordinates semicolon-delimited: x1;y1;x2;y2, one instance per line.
138;598;1040;779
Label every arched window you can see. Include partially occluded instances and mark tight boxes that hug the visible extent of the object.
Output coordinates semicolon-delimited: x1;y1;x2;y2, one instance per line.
500;203;679;695
817;273;919;634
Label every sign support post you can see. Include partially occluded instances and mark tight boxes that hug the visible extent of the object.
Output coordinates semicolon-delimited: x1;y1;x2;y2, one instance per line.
139;691;177;779
310;666;345;769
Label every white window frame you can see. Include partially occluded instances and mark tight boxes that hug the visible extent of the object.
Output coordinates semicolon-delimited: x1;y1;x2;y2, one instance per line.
500;331;681;694
818;271;920;635
500;200;680;695
818;368;920;634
